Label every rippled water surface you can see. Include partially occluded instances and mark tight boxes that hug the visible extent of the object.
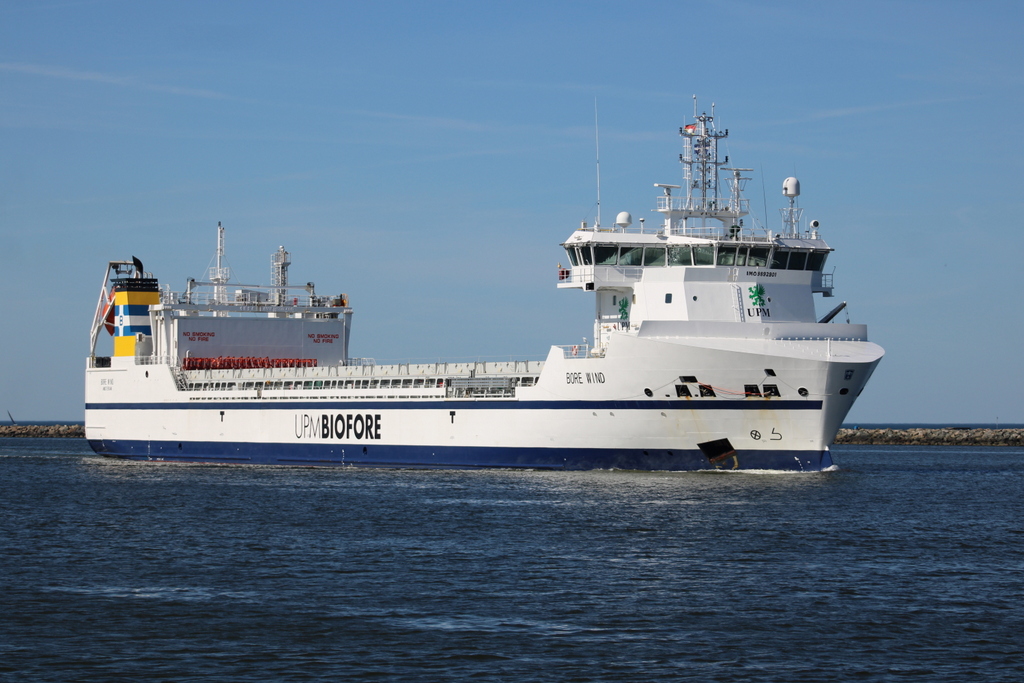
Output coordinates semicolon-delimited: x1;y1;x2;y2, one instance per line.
2;438;1022;682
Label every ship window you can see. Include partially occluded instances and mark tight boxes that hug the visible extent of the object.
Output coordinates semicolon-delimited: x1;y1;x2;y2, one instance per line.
787;252;807;270
748;247;770;268
303;381;313;390
717;247;736;266
414;378;425;387
744;384;762;397
618;246;643;266
314;381;323;389
771;250;789;269
565;248;579;267
763;384;781;397
594;246;618;265
736;248;747;266
806;251;827;271
675;384;691;397
680;375;698;383
643;247;666;266
579;246;594;265
699;384;716;397
693;245;715;266
667;246;692;266
402;378;413;388
665;293;673;303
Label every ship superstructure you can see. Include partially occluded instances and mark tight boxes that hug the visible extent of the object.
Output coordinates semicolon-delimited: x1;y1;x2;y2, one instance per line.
85;107;883;470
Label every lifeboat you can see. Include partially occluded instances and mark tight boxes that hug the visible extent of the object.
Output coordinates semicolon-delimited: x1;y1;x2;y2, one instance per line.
101;290;116;336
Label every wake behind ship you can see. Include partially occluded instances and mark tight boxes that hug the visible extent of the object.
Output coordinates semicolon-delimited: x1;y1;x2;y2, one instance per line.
85;106;883;470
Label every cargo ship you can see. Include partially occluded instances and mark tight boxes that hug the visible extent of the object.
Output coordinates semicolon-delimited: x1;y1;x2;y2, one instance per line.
85;107;883;470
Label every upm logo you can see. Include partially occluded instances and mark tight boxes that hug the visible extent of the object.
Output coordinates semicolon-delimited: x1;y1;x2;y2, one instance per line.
294;413;382;440
747;284;770;318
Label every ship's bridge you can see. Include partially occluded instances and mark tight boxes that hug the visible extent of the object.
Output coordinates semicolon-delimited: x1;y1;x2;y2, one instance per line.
558;223;836;352
558;226;833;296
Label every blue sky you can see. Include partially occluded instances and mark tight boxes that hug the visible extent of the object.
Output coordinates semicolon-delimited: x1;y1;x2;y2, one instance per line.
1;0;1021;423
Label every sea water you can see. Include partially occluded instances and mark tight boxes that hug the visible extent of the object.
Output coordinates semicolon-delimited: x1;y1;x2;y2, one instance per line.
2;438;1022;682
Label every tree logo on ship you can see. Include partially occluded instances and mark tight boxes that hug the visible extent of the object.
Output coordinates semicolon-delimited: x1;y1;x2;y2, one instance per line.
748;284;766;307
747;284;770;318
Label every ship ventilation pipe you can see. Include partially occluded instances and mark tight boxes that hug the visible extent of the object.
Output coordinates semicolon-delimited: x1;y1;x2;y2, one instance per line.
818;301;847;324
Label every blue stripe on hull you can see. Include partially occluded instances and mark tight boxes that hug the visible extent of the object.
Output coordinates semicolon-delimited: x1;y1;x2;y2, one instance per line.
87;439;833;472
86;399;823;411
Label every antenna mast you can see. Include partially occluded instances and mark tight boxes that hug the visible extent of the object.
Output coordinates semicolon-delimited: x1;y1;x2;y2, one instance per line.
271;246;291;306
208;221;231;306
594;98;601;228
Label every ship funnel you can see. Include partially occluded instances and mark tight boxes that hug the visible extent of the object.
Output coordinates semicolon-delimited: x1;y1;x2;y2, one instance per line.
615;212;632;228
783;177;801;198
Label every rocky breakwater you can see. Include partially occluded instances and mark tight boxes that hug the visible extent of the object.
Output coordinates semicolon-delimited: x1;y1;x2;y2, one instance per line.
0;424;85;438
836;428;1024;446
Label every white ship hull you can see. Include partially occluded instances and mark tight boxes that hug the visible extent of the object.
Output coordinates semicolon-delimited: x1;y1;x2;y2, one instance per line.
86;324;881;471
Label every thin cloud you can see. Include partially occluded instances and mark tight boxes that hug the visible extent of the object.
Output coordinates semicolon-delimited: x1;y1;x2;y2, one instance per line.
0;62;231;100
761;97;968;128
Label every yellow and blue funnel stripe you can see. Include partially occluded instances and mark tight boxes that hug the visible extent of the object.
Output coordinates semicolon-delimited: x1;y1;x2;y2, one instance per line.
112;287;160;356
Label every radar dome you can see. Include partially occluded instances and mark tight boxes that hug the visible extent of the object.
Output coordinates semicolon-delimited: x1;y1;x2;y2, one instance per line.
783;177;800;198
615;212;633;228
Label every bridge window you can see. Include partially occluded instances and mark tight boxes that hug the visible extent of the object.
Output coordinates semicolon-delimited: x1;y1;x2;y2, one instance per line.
668;246;692;266
717;247;736;266
579;246;594;265
565;248;579;266
618;246;643;266
787;252;807;270
693;245;715;266
748;247;770;267
594;245;618;265
735;248;747;266
643;247;666;266
806;251;827;271
771;250;789;269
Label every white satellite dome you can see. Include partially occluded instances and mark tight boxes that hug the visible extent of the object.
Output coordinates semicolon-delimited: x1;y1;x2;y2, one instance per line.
615;211;633;228
783;177;800;198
